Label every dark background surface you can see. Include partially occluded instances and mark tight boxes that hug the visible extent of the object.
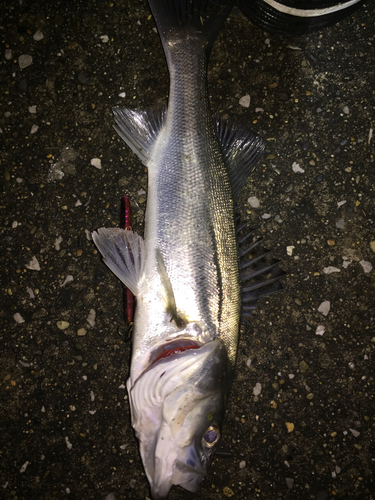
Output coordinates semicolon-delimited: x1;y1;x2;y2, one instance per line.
1;1;375;499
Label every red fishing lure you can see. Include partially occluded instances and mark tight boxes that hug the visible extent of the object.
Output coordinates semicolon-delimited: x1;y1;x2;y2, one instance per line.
120;194;135;323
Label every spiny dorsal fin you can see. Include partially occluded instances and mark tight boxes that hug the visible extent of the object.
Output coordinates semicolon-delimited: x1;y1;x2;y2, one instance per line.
113;103;167;166
156;248;186;328
213;113;265;200
92;228;145;296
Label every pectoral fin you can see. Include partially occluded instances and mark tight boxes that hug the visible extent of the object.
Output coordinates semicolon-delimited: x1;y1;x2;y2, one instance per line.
92;228;145;296
156;249;186;328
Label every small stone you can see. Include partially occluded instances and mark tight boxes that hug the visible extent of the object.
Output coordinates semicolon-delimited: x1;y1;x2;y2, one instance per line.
299;361;310;374
248;196;260;208
57;321;70;330
253;382;262;396
30;124;39;134
370;241;375;253
223;486;235;497
318;300;330;316
90;158;102;169
327;239;335;246
342;258;352;269
26;256;41;271
61;275;73;286
100;35;109;43
20;461;29;473
4;171;11;181
349;428;360;437
306;393;314;400
262;213;271;219
118;92;126;98
292;162;304;173
336;219;345;229
29;105;37;114
316;325;325;336
323;266;340;274
239;94;250;108
14;313;25;324
87;309;96;327
33;30;44;41
295;298;302;306
287;245;295;256
77;328;87;336
337;200;346;207
239;460;246;469
5;48;12;60
286;478;294;489
286;422;294;433
359;260;372;274
18;54;33;69
54;236;63;251
76;249;83;257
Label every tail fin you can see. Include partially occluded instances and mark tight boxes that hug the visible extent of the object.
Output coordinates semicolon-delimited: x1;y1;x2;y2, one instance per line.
148;0;235;54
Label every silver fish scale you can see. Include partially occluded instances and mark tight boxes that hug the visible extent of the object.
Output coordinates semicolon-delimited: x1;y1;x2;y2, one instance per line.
139;40;241;371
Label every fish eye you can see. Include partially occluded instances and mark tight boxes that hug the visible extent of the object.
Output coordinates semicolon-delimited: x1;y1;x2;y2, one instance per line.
202;422;220;447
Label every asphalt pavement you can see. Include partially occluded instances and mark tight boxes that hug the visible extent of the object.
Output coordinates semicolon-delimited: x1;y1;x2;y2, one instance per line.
1;1;375;499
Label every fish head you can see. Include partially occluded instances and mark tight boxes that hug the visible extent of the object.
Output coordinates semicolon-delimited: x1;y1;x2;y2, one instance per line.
127;337;230;499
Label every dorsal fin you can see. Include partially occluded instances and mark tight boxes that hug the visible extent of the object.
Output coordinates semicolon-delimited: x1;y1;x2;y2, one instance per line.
235;219;285;318
213;113;265;200
112;103;167;166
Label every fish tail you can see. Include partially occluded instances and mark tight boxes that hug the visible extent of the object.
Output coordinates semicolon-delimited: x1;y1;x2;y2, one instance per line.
148;0;235;56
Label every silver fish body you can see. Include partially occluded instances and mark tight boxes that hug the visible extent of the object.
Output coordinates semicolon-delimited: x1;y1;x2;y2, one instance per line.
93;0;273;498
127;30;240;387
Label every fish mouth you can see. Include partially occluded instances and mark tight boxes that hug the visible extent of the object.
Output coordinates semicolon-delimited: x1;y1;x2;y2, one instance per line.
150;456;205;499
148;338;202;368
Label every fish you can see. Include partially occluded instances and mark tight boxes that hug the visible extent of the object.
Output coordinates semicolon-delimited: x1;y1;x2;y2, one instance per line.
92;0;283;498
236;0;366;35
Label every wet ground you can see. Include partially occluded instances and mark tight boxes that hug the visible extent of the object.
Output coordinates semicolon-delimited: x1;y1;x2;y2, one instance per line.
1;1;375;499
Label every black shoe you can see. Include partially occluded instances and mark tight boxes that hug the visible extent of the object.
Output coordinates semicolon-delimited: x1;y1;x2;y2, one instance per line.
236;0;366;35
